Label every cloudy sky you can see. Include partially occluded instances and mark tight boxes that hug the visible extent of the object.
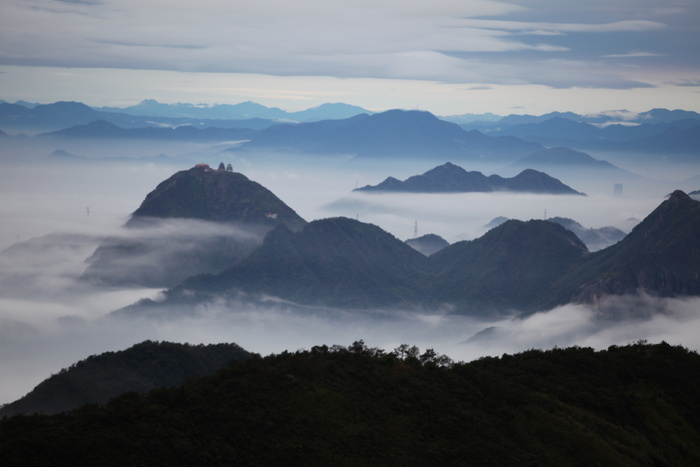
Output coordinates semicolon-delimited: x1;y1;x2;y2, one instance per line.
1;0;699;115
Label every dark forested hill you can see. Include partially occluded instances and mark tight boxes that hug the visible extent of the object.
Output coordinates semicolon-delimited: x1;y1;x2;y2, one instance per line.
428;220;589;314
2;341;700;466
541;190;700;311
167;217;431;308
127;163;306;229
0;341;254;417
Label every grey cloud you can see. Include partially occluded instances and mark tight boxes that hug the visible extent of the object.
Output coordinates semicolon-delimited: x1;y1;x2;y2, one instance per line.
0;0;694;89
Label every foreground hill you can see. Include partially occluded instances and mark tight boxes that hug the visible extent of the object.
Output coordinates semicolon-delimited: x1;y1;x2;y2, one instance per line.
82;164;307;287
0;341;254;417
2;341;699;466
355;162;584;195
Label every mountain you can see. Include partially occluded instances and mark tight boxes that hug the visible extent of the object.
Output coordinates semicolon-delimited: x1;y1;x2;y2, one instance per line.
0;341;254;416
236;109;543;161
163;217;430;309
355;162;585;195
493;117;602;143
82;164;307;288
287;102;373;121
547;217;627;252
0;101;101;132
3;341;700;466
97;99;290;120
116;190;700;315
478;216;626;252
428;220;589;315
96;99;372;121
405;233;450;256
127;164;306;229
630;123;700;155
506;147;641;186
636;108;700;124
511;146;622;170
459;112;700;158
40;120;257;141
541;190;700;311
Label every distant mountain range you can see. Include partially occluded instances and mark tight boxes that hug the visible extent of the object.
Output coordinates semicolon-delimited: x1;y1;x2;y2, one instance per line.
463;114;700;155
2;100;698;164
115;166;700;316
233;110;544;161
547;217;627;252
40;119;257;141
96;99;372;121
355;162;585;195
0;100;372;133
504;147;644;184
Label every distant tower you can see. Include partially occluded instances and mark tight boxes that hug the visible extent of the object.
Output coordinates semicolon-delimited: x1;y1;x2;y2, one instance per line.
218;162;225;171
614;183;623;197
414;220;418;239
226;163;233;172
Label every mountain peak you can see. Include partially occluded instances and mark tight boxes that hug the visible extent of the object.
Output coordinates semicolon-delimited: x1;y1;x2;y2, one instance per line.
668;189;691;203
127;164;306;230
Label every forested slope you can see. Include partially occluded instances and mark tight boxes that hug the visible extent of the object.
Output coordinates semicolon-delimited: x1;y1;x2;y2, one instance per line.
2;341;700;466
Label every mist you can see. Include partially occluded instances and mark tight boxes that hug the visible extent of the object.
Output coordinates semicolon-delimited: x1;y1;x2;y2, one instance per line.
1;148;698;406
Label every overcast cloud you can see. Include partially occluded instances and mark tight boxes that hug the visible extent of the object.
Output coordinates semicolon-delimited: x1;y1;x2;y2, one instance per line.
0;0;698;113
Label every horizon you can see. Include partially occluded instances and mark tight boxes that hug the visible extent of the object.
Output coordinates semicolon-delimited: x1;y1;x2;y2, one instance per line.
1;1;699;116
2;95;698;119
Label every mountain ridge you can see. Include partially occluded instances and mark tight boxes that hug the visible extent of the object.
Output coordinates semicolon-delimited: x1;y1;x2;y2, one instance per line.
127;189;700;315
356;162;585;195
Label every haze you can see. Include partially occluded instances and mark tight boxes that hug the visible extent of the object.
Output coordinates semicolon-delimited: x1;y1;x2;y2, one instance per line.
1;141;698;404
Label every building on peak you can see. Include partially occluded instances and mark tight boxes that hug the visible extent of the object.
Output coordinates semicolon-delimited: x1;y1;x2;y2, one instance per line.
194;163;211;170
217;162;226;171
226;163;233;172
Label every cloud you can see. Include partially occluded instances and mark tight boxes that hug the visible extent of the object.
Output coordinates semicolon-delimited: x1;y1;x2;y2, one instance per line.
0;153;698;406
0;0;692;90
601;52;665;59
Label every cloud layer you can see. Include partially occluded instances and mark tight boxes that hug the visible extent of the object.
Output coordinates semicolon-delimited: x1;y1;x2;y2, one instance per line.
1;0;697;91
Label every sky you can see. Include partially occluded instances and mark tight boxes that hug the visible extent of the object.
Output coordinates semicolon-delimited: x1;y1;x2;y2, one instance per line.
1;0;699;115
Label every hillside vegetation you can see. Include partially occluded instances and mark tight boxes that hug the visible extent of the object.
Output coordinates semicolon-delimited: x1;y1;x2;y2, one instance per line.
2;341;700;466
